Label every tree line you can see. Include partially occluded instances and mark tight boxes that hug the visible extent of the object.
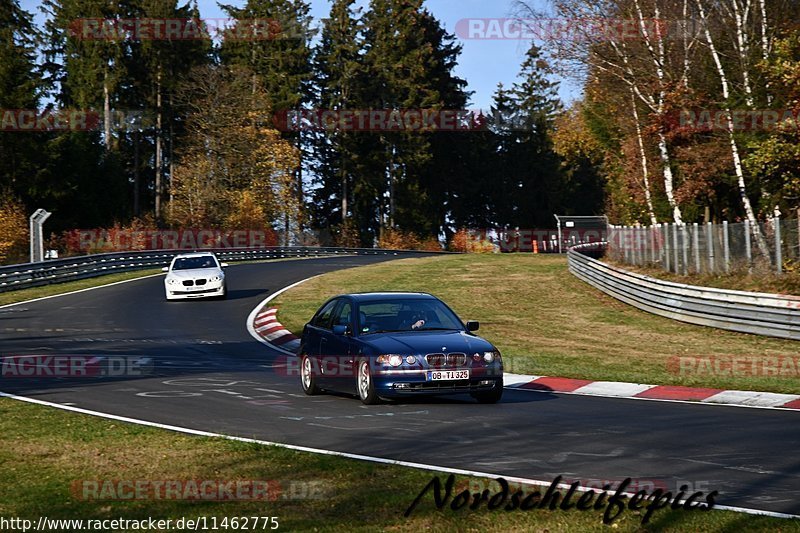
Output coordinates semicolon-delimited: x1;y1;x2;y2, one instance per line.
513;0;800;254
0;0;604;259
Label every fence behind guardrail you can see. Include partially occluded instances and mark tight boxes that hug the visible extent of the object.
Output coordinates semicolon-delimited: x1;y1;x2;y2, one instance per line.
607;217;800;275
568;247;800;341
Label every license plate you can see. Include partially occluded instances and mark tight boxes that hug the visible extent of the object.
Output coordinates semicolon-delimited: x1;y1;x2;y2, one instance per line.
427;370;470;381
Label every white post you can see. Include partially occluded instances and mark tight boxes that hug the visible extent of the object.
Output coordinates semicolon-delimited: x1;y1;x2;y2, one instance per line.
557;217;563;254
724;221;731;273
663;224;670;272
744;220;753;274
673;223;680;274
693;223;701;273
775;215;783;274
682;225;689;275
707;222;715;273
625;227;631;264
650;225;657;264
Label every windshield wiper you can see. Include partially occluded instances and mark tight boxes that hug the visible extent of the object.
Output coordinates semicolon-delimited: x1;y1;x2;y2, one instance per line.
415;327;456;331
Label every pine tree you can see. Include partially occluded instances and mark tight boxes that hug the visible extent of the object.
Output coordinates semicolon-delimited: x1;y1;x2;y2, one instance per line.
486;83;522;226
361;0;469;238
220;0;313;112
308;0;364;238
123;0;212;220
42;0;126;149
509;44;564;228
36;0;131;229
0;0;41;197
414;7;471;239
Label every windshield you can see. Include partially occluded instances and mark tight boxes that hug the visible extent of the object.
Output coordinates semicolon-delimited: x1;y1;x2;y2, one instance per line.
171;256;218;271
357;298;464;335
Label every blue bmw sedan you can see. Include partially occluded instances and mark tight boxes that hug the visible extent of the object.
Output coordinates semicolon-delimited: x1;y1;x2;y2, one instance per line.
298;292;503;404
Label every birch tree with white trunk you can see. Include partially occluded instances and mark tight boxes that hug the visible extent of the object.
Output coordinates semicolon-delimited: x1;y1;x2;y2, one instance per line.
515;0;697;223
694;0;771;258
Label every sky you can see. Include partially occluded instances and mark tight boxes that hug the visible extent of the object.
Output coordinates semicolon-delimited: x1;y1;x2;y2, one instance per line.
20;0;581;109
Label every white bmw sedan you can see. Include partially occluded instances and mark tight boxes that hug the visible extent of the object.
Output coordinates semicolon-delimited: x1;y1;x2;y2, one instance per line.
163;252;228;301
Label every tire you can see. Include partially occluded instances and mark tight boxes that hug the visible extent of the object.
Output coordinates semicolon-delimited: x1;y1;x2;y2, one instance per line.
356;359;380;405
300;355;321;395
473;381;503;404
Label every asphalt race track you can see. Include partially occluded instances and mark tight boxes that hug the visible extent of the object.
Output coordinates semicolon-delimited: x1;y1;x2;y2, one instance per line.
1;255;799;516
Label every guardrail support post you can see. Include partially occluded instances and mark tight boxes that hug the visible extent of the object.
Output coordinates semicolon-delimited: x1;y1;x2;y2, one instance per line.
775;215;783;274
693;223;700;274
29;208;52;263
724;221;732;273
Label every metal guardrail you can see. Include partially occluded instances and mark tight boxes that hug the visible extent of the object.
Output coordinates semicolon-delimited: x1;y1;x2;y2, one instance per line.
0;247;443;294
568;247;800;341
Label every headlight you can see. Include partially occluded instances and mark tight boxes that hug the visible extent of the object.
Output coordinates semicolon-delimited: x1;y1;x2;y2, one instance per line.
376;354;404;367
484;350;501;363
210;274;224;282
166;278;179;285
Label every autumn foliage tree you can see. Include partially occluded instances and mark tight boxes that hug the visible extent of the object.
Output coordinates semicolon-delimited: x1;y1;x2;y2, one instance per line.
0;194;28;264
168;66;300;230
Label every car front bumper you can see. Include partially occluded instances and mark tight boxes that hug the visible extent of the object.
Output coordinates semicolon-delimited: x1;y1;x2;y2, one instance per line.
165;280;225;299
372;366;503;397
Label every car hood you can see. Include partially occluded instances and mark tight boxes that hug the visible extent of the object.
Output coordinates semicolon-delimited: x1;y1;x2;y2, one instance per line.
166;268;222;279
359;330;494;355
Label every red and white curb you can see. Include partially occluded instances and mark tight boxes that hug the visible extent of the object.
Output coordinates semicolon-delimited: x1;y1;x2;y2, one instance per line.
248;307;800;412
503;375;800;411
252;307;301;353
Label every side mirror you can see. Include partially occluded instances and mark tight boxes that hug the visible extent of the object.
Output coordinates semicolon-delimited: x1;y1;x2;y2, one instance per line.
161;266;169;272
465;321;480;332
220;262;229;268
332;324;350;336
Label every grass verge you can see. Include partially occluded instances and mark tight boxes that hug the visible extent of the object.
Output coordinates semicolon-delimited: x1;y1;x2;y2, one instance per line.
0;398;794;532
272;254;800;394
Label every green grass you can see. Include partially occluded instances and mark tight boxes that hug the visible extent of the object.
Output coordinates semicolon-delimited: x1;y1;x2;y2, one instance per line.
272;254;800;394
0;398;795;532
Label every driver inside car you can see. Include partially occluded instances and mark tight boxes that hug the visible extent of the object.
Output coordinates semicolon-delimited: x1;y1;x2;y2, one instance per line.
411;309;435;330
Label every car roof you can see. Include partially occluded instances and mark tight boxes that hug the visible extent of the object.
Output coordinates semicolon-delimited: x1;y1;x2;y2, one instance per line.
172;252;218;259
343;292;437;302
